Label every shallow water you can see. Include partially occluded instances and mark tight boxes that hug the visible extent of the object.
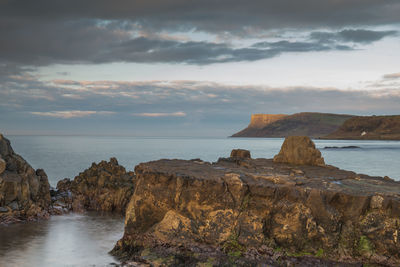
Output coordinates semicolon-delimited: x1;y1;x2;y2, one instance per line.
6;136;400;185
0;212;124;267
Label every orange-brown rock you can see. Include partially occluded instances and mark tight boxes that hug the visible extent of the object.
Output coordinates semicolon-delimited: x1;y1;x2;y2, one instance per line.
0;134;51;224
113;148;400;266
57;158;135;213
230;149;251;158
273;136;325;166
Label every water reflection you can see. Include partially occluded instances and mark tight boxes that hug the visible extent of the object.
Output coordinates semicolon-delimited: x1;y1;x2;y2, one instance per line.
0;212;124;267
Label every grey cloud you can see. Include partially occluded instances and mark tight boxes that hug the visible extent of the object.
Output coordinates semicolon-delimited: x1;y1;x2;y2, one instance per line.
2;73;400;120
1;0;400;35
310;29;397;44
0;31;355;67
0;1;398;67
383;73;400;79
1;71;400;135
252;40;352;52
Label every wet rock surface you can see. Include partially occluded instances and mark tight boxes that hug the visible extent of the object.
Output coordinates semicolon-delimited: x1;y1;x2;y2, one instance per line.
113;145;400;266
273;136;325;166
56;158;135;214
0;134;52;224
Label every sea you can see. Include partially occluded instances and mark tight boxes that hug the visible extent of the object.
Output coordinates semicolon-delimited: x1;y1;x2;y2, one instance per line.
0;135;399;266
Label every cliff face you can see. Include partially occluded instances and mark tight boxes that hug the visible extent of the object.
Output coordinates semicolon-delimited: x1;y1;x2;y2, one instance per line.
113;142;400;266
248;114;288;129
0;134;51;224
324;115;400;140
232;112;353;138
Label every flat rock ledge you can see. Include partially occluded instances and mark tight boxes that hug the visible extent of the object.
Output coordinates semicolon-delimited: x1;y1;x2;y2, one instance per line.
113;154;400;266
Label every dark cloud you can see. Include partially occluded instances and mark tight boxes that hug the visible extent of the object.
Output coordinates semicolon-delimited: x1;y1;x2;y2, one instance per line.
0;26;357;66
0;1;398;67
1;0;400;34
311;29;397;44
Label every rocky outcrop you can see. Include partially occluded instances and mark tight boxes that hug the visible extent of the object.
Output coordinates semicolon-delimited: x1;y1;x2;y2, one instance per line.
113;146;400;266
232;112;353;138
230;149;251;159
324;115;400;140
0;134;51;224
56;158;135;213
273;136;325;166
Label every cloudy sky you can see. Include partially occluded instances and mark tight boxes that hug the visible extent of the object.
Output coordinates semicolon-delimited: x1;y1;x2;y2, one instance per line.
0;0;400;136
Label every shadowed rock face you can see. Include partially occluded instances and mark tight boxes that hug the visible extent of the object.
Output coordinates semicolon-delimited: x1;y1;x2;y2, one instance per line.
0;134;51;224
113;150;400;266
232;112;353;138
230;149;251;159
56;158;135;213
324;115;400;140
274;136;325;166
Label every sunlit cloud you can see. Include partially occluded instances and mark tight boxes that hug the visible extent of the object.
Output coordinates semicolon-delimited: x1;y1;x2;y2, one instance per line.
132;112;186;117
383;72;400;79
30;110;115;119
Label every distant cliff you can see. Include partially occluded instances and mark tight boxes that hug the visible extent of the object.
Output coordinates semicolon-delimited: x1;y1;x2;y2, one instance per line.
324;115;400;140
232;112;353;138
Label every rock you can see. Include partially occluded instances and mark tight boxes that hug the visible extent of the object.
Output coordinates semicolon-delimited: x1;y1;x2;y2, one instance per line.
273;136;325;166
0;207;8;213
0;157;5;174
8;201;19;211
0;134;51;224
230;149;251;159
56;158;135;213
113;150;400;266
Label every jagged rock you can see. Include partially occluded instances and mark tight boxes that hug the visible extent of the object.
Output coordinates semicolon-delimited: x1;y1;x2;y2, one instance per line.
113;152;400;266
230;149;251;159
0;134;51;224
273;136;325;166
56;157;135;213
0;157;5;174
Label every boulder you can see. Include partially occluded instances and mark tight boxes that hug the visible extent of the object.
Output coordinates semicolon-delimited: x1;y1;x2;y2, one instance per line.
0;134;51;224
273;136;325;166
230;149;251;159
56;157;135;213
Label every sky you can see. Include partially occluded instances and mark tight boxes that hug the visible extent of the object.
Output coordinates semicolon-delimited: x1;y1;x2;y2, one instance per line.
0;0;400;136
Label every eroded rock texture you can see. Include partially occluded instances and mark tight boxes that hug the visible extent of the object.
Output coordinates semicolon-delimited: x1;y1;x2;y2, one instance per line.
113;153;400;266
0;134;51;224
57;158;135;213
273;136;325;166
230;149;251;159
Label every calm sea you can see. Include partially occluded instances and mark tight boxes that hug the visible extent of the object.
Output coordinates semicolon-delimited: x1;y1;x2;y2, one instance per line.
0;136;399;266
6;135;400;185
